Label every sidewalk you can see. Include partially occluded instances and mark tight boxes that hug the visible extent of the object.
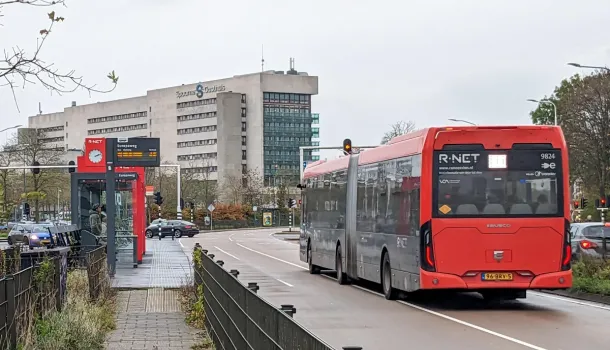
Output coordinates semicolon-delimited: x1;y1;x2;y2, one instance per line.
106;238;200;349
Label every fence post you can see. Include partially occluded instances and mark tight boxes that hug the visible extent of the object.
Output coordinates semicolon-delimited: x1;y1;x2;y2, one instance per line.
280;304;296;318
53;257;62;312
229;269;239;278
343;347;363;350
6;276;16;350
247;282;259;293
217;260;224;267
208;254;215;259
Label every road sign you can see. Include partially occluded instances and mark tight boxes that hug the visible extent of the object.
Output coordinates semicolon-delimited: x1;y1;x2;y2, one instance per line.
145;185;154;196
252;206;257;212
208;204;215;212
303;161;308;169
111;137;160;167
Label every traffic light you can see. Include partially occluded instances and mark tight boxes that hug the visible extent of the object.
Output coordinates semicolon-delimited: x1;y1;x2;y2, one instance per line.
68;160;76;173
287;198;297;208
32;160;40;175
23;203;30;215
581;198;588;209
574;201;579;209
189;201;195;209
596;198;601;208
602;198;607;208
154;192;163;206
343;138;352;154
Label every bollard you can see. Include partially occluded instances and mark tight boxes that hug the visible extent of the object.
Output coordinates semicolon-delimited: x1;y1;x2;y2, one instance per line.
217;260;224;266
247;282;259;293
342;347;362;350
280;304;296;318
194;243;202;250
230;269;239;278
208;254;215;259
202;249;208;255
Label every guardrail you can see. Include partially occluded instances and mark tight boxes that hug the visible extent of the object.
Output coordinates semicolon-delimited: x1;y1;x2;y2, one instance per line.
193;244;363;350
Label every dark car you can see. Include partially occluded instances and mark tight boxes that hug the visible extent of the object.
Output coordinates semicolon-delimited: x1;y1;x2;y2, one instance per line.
570;222;610;260
8;223;54;249
145;220;199;238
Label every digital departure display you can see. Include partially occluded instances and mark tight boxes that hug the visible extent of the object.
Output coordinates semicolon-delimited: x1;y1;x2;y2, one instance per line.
113;138;160;167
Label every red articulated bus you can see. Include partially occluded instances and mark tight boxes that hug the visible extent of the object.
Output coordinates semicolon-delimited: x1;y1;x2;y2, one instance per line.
299;126;572;300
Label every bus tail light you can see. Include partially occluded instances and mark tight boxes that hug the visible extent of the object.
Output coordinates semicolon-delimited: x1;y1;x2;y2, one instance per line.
579;240;597;249
420;222;436;272
561;219;572;271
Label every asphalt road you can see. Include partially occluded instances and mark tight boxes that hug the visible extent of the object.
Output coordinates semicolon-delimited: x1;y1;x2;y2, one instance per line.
179;228;610;350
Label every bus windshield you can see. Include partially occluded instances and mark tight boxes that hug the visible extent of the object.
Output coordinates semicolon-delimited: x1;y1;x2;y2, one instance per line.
433;149;562;217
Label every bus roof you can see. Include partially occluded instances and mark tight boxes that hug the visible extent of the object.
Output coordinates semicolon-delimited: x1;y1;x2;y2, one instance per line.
302;125;565;180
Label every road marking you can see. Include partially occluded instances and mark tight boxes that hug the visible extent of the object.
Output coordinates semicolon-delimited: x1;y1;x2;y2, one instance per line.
396;300;547;350
235;243;307;270
178;239;185;248
276;279;294;287
530;291;610;311
214;246;241;261
241;248;547;350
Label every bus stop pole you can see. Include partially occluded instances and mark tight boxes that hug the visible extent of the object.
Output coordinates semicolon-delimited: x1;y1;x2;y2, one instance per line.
105;139;117;276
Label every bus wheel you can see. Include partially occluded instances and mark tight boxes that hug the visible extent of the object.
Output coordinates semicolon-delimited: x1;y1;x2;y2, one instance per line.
336;245;348;285
381;253;397;300
308;244;320;274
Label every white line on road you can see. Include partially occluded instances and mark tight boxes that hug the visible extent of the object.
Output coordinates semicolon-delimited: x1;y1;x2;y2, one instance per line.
178;239;185;248
530;291;610;311
276;279;294;287
213;246;241;261
236;245;547;350
396;300;547;350
235;242;307;270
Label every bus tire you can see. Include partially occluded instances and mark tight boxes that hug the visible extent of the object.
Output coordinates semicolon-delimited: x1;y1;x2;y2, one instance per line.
308;242;320;274
381;252;397;300
336;245;348;285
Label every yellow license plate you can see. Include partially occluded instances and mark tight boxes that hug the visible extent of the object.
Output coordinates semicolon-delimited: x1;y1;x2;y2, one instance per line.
41;240;50;244
481;273;513;281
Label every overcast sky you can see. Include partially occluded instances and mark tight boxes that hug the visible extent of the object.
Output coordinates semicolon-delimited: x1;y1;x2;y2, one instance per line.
1;0;609;158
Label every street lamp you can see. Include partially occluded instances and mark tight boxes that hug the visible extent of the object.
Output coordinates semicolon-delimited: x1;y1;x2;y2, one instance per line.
448;118;476;126
0;125;22;133
567;62;610;72
527;99;557;126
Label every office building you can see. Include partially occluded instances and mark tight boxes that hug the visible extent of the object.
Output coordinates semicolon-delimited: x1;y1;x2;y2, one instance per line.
27;68;320;187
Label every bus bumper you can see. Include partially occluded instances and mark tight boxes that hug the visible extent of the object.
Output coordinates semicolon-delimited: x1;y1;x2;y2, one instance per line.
420;270;572;290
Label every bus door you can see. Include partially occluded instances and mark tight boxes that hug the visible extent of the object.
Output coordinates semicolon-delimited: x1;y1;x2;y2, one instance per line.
345;154;360;278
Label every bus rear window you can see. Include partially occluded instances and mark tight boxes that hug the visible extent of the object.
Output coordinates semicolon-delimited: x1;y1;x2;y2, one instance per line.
433;149;562;217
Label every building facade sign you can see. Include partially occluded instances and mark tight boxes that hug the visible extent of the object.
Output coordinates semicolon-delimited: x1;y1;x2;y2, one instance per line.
176;84;226;99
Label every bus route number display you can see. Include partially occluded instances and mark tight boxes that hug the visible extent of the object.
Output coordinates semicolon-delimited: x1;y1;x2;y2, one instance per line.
113;137;160;167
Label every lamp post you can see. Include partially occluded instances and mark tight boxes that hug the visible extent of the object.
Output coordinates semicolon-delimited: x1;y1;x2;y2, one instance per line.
527;99;557;126
448;118;476;126
567;62;610;72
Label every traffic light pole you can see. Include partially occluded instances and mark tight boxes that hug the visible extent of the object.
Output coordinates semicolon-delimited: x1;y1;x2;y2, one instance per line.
299;145;378;184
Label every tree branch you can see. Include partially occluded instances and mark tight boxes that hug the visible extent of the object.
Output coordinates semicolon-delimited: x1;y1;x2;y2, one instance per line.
0;2;119;112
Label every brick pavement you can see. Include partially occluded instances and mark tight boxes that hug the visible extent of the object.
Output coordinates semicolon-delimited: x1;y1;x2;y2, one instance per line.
106;238;201;349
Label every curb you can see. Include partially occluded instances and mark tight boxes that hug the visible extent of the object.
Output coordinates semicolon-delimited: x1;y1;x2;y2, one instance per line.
537;289;610;305
198;226;289;234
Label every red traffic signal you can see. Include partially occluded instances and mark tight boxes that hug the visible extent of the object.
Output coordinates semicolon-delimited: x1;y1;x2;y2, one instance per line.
602;198;607;207
574;201;579;209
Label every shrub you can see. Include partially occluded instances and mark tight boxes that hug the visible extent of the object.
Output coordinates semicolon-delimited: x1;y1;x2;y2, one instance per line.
571;258;610;296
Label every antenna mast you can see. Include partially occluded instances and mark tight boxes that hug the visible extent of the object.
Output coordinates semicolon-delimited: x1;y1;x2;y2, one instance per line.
261;44;265;72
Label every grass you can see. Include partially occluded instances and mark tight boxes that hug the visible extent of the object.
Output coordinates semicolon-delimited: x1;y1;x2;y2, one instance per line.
20;269;117;350
571;257;610;296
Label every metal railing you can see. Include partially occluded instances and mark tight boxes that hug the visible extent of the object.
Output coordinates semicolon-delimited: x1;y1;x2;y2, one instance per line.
193;245;363;350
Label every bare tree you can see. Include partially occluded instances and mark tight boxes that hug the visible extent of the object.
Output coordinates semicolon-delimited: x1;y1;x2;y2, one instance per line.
0;0;118;111
181;158;216;207
381;121;417;144
242;168;264;206
221;174;243;205
11;130;63;221
0;145;16;221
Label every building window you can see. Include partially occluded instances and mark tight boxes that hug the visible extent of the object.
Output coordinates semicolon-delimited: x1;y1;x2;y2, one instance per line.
177;125;217;135
241;94;246;103
88;123;147;135
176;98;216;109
183;166;218;174
177;152;218;161
242;150;246;160
241;122;246;132
39;125;64;133
177;139;218;148
241;136;246;146
88;111;147;124
177;111;217;122
241;108;246;118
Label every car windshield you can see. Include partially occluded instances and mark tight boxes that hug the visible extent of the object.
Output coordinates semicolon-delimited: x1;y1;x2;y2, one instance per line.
28;225;49;233
433;149;562;217
581;225;610;239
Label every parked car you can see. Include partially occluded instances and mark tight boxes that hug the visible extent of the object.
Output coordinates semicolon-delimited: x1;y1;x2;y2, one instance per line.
145;220;198;238
7;223;54;249
570;222;610;260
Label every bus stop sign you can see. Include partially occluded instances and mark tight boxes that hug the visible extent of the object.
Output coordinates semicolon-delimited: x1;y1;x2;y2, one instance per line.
108;137;160;167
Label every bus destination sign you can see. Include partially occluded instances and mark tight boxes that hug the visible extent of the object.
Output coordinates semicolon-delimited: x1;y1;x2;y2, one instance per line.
113;137;160;167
